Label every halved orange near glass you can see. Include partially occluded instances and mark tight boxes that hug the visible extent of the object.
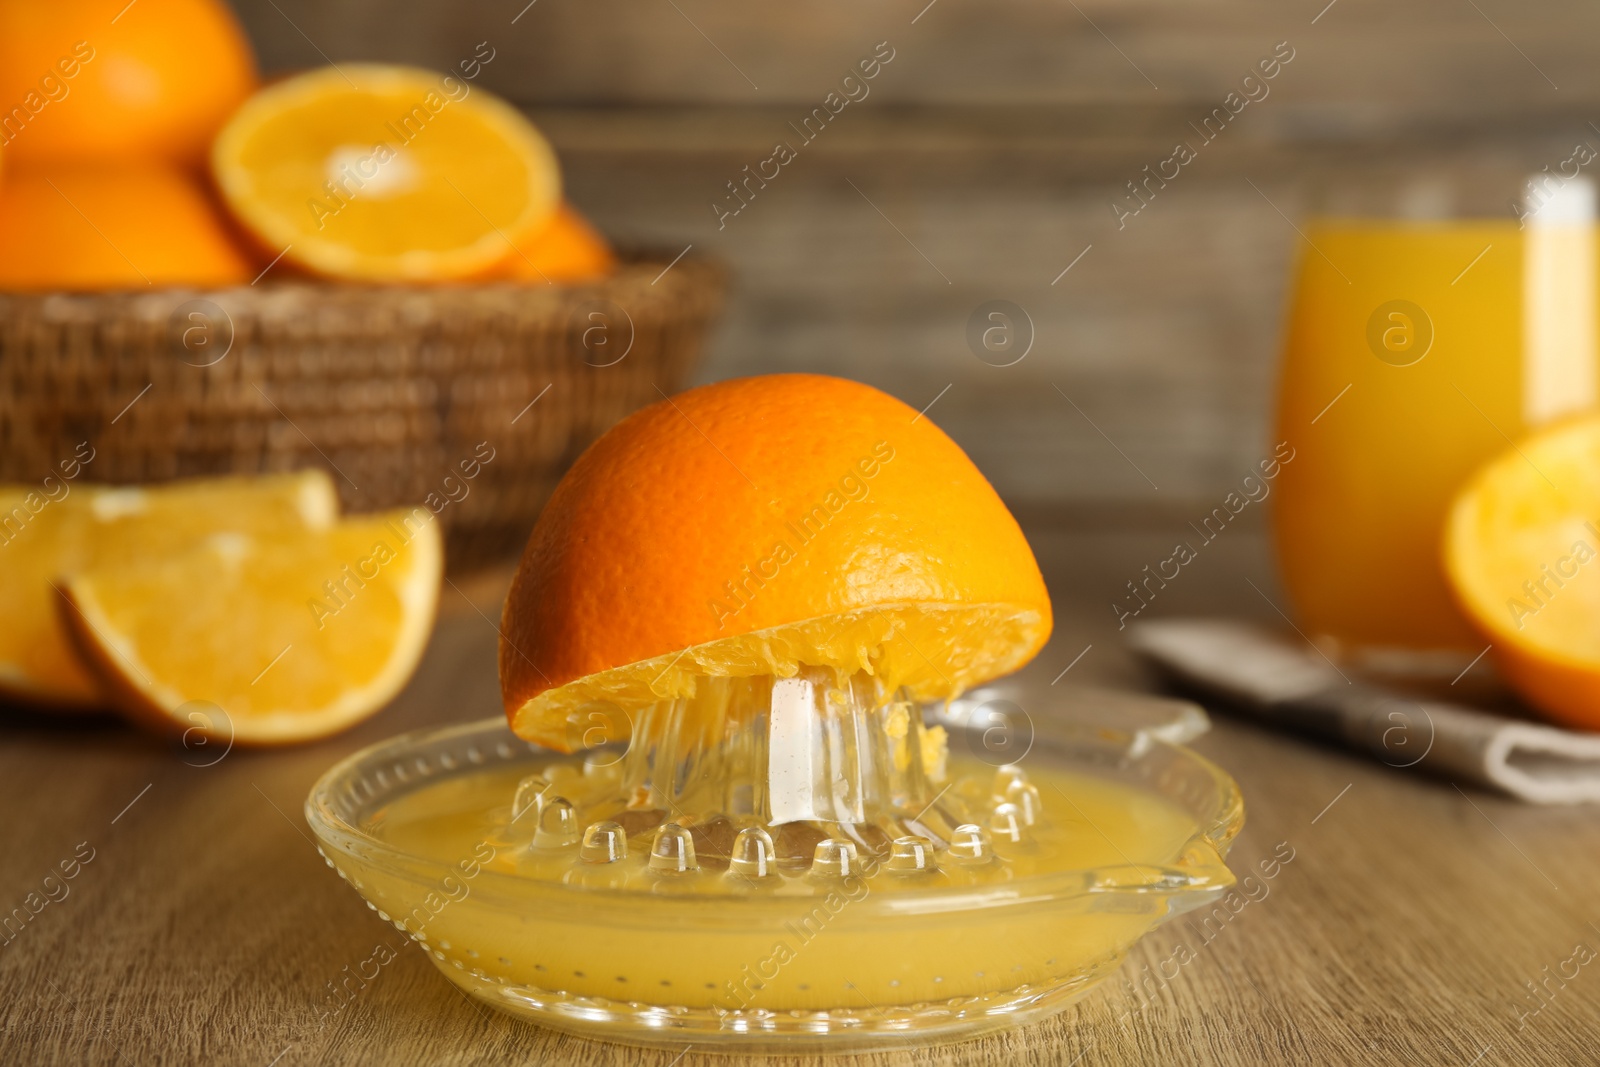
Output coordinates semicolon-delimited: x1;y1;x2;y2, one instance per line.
1446;414;1600;730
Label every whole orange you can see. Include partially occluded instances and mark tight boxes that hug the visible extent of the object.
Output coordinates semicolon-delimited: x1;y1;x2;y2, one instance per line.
501;202;617;284
500;373;1053;748
0;164;254;290
0;0;258;166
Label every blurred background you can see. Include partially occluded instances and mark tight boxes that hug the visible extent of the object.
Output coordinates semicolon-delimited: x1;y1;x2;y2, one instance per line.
231;0;1600;602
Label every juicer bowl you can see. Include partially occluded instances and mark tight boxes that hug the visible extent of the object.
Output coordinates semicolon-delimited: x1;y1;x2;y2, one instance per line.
305;703;1243;1052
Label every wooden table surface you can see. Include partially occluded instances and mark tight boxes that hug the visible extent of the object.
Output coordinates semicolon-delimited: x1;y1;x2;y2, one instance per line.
2;515;1594;1067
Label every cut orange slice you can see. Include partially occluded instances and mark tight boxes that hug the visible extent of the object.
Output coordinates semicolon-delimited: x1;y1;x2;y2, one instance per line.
0;471;338;710
1445;414;1600;729
60;509;442;745
212;64;561;282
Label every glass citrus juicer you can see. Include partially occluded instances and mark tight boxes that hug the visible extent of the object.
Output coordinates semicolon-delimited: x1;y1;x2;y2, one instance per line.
307;374;1243;1051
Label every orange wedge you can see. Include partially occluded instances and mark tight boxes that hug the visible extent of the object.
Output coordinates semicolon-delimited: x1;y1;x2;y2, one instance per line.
500;374;1052;748
0;471;338;710
212;64;561;281
1445;415;1600;729
60;509;442;745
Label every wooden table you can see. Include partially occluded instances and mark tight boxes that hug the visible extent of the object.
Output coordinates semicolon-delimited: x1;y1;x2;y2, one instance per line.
2;516;1594;1067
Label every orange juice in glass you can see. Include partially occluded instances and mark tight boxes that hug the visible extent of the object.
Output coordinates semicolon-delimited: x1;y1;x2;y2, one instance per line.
1271;185;1597;672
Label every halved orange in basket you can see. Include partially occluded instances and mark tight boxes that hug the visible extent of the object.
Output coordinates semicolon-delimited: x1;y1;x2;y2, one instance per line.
1445;414;1600;730
212;64;561;282
60;508;442;745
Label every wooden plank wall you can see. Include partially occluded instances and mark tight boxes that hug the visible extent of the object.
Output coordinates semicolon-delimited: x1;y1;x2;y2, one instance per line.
235;1;1598;118
229;0;1600;513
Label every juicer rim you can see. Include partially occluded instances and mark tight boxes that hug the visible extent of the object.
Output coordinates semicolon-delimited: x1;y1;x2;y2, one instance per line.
304;712;1244;912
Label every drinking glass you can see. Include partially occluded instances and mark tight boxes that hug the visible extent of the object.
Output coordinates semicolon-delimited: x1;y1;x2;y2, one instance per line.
1270;188;1596;674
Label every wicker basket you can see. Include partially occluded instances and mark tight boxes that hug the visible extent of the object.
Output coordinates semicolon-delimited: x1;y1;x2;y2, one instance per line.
0;254;725;571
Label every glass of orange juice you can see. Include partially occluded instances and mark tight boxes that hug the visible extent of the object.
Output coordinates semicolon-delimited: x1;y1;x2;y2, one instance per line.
1271;182;1597;675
